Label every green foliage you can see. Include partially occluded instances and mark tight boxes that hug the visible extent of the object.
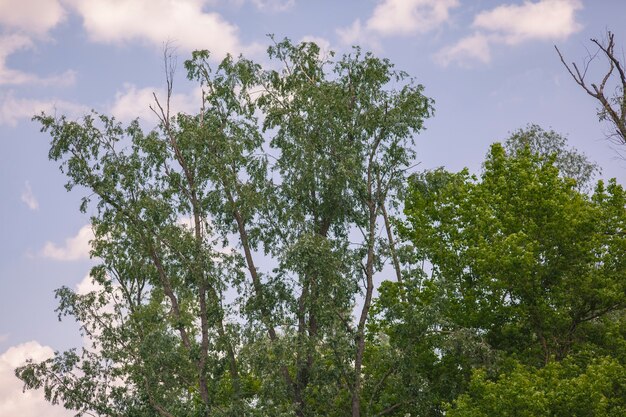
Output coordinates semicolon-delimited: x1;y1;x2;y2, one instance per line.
16;39;432;417
504;124;600;189
16;37;626;417
402;140;626;363
448;356;626;417
367;128;626;414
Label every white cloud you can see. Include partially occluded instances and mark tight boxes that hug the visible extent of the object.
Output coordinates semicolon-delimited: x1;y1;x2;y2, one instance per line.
367;0;459;36
337;0;458;48
40;225;94;261
65;0;257;58
110;83;202;123
0;0;72;88
434;32;491;67
0;91;86;127
337;19;364;47
20;181;39;211
473;0;583;45
0;342;73;417
0;34;76;86
435;0;583;67
0;0;66;36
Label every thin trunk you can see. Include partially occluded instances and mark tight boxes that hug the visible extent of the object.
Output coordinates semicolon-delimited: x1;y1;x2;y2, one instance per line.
381;203;402;285
352;202;377;416
225;188;297;398
294;217;330;415
90;189;208;405
352;134;384;417
295;279;310;416
215;311;241;396
146;243;215;405
180;140;241;404
193;210;240;401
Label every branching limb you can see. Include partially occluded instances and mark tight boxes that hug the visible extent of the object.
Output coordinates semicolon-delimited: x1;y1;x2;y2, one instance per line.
556;31;626;145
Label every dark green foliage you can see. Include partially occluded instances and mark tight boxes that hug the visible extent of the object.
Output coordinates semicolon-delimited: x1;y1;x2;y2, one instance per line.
16;39;432;417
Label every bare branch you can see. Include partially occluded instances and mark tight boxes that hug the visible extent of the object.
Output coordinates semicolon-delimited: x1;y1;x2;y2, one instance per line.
556;30;626;146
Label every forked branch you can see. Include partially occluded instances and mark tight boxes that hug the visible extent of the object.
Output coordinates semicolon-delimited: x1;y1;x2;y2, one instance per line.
556;31;626;145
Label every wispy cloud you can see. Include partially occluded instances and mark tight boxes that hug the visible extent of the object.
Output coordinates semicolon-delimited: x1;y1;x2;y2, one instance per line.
0;91;86;127
434;32;491;68
435;0;583;67
251;0;295;13
367;0;459;36
336;20;381;51
20;181;39;211
0;0;74;86
0;34;76;86
40;225;94;261
473;0;582;45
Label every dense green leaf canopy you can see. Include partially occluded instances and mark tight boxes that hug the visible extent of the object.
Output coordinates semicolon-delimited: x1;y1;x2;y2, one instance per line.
14;39;626;417
372;131;626;415
16;40;432;417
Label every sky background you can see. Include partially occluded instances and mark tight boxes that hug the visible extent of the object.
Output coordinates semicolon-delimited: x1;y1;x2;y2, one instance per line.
1;0;625;414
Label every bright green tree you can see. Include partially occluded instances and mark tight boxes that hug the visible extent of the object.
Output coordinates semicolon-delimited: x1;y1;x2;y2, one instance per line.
367;129;626;415
403;141;626;363
448;355;626;417
15;40;433;417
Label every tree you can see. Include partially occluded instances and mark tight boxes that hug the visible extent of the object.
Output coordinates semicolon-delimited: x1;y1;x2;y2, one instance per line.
556;31;626;148
403;138;626;363
448;356;626;417
369;129;626;414
503;124;599;189
15;39;433;417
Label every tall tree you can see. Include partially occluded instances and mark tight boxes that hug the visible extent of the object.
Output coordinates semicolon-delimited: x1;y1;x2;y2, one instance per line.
16;40;433;417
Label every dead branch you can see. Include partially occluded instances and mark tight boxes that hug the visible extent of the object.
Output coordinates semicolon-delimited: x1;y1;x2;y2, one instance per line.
556;31;626;146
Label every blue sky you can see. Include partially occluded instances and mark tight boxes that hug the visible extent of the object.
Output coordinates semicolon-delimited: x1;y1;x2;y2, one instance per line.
1;0;625;414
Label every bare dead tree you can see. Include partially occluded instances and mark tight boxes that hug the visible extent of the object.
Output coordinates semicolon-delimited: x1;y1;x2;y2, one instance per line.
555;31;626;147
